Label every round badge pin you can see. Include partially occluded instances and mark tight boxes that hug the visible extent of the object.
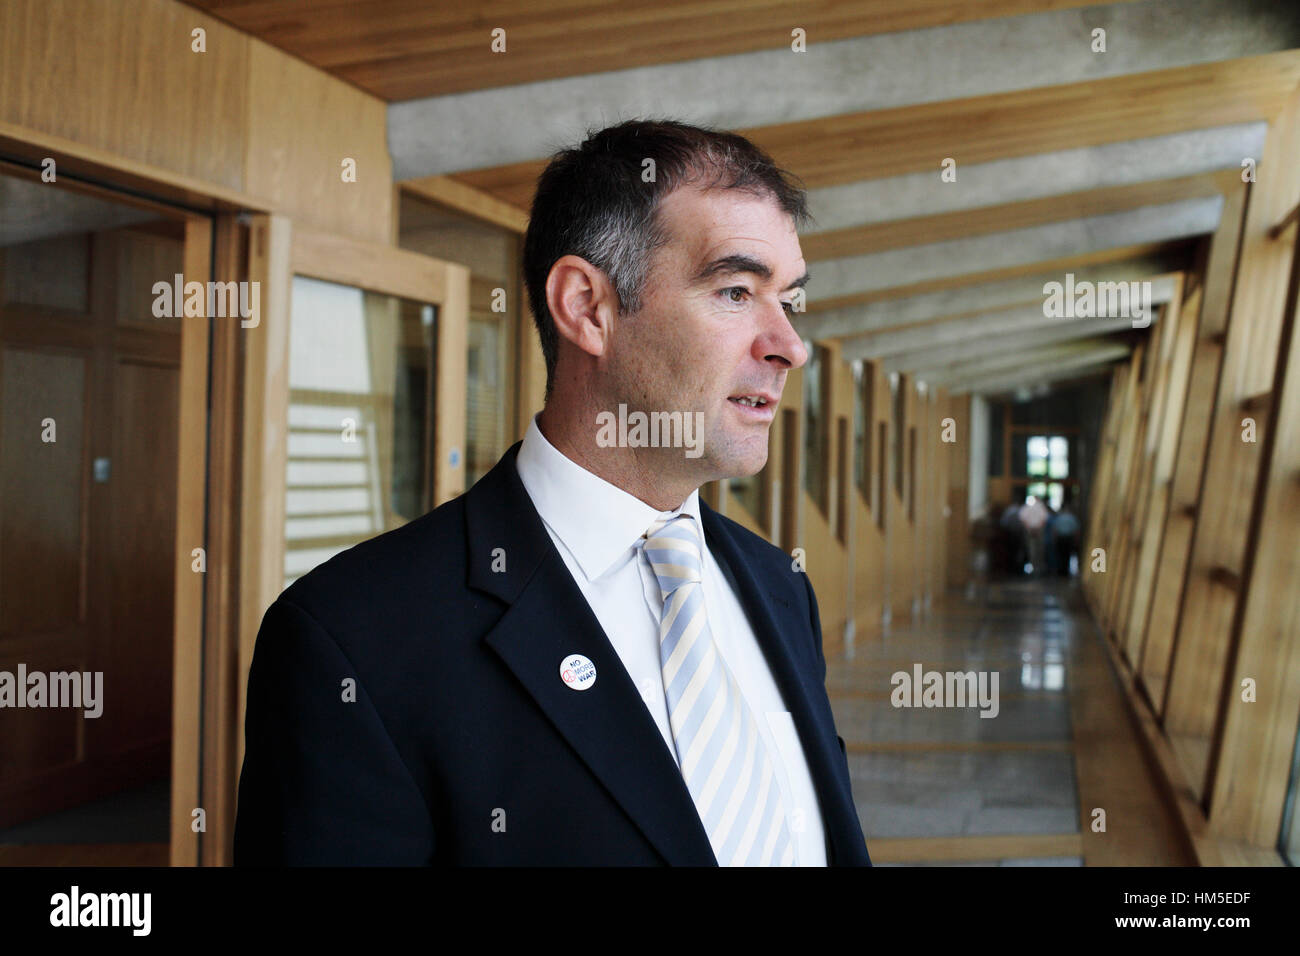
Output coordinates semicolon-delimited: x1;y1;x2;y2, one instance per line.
559;654;597;691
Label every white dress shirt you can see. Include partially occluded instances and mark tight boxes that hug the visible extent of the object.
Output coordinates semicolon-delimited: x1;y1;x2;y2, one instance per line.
515;413;827;865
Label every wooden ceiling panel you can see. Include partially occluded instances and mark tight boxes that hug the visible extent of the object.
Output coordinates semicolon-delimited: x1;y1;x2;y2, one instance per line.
803;238;1198;312
183;0;1129;101
800;170;1239;261
450;51;1300;212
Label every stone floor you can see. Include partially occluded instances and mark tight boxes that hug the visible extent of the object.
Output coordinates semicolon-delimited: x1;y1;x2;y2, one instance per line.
830;575;1194;866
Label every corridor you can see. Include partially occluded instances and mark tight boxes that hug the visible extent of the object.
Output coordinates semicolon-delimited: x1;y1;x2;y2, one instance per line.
830;578;1195;865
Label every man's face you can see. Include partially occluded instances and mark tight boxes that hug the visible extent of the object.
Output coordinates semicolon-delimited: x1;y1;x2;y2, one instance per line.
604;183;809;483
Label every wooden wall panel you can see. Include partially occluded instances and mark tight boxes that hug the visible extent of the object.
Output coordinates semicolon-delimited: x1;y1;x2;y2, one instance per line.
927;389;951;610
852;359;889;644
945;393;972;590
245;38;392;245
1206;222;1300;845
852;498;885;644
801;342;849;658
1084;94;1300;859
1138;186;1249;709
1122;279;1199;670
802;491;841;656
1164;98;1300;764
0;348;87;634
1113;301;1180;663
96;360;179;754
0;0;394;242
1082;363;1131;603
0;0;249;193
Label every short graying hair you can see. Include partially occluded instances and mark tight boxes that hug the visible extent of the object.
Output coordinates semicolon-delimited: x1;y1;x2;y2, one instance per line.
522;119;810;401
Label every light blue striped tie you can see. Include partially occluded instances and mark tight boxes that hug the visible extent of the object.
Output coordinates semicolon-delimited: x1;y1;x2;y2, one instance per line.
642;514;794;867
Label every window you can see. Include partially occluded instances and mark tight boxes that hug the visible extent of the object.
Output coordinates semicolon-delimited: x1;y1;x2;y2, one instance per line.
1025;434;1069;509
1280;720;1300;865
465;316;507;489
876;421;888;530
284;276;438;586
853;361;873;507
728;471;764;528
803;343;829;514
891;373;904;496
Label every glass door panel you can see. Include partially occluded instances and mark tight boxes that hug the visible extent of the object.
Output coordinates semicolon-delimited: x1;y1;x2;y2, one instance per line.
284;275;438;587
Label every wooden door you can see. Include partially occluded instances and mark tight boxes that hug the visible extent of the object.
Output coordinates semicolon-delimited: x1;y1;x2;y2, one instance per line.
0;224;187;829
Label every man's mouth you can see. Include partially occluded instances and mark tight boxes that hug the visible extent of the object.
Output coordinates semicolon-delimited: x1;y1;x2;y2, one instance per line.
727;392;779;421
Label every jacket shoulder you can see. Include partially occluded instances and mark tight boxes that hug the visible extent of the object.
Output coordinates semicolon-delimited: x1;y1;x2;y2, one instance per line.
278;492;469;621
700;500;804;586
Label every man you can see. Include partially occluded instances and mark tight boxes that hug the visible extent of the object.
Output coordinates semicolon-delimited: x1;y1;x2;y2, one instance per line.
234;119;871;866
1018;494;1050;576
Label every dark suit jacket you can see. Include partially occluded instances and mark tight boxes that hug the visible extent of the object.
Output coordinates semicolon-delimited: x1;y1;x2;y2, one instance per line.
233;441;871;865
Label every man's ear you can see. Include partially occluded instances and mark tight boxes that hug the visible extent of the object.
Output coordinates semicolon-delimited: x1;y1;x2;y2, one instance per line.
545;255;619;359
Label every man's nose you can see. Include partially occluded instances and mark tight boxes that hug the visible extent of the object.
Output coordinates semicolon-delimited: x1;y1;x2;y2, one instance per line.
757;298;809;369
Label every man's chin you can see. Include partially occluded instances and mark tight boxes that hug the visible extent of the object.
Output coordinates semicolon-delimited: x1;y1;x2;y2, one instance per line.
712;449;769;481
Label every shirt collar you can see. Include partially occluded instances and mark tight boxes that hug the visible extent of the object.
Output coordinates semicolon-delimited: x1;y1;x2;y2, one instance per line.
515;412;700;582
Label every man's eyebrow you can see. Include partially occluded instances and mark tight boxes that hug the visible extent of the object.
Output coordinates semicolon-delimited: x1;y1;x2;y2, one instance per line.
691;253;809;291
691;253;772;284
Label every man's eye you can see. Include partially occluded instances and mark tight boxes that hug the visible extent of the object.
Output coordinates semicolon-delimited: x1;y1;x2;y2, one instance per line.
722;287;749;304
781;300;795;314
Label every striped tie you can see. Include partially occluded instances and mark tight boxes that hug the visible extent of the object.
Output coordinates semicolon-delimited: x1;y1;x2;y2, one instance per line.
641;514;794;867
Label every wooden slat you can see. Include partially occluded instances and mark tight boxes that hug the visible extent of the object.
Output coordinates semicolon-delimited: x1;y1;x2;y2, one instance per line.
291;228;450;302
453;52;1300;210
1205;140;1300;844
401;176;530;233
1137;185;1249;712
0;843;169;866
802;172;1234;262
865;833;1083;863
169;216;211;868
805;241;1196;313
197;214;245;868
1206;565;1242;591
237;215;292;787
1269;201;1300;240
1122;277;1198;670
186;0;1129;101
844;740;1073;753
1162;89;1300;759
1240;389;1273;413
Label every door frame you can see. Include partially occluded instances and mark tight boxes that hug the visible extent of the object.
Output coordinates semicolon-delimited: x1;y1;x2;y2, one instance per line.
226;216;469;855
0;150;218;865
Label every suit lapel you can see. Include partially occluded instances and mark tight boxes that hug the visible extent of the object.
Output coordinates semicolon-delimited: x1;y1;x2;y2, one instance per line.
465;443;717;866
698;503;857;866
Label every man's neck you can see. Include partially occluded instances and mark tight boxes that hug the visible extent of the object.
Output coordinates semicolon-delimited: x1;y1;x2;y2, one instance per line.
536;404;696;512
